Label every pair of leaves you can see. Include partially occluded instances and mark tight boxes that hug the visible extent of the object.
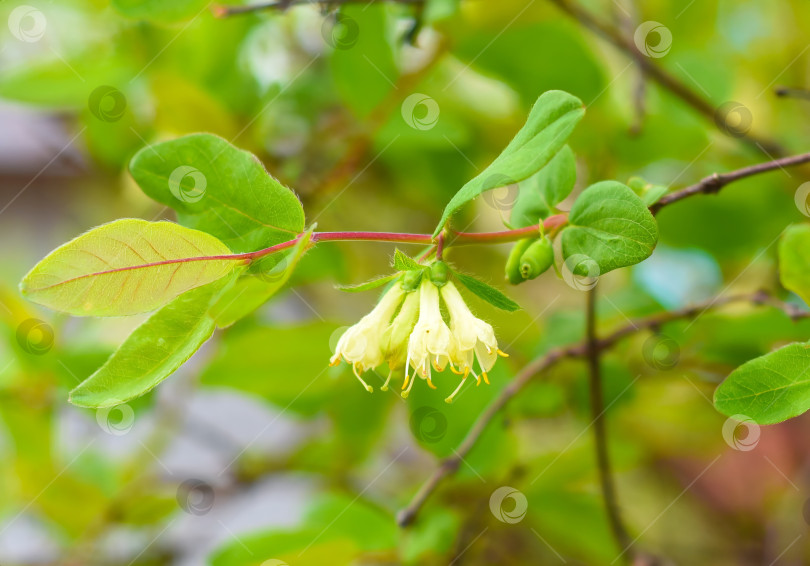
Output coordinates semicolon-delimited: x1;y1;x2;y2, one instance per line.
713;224;810;424
434;90;585;236
24;134;309;407
510;145;576;227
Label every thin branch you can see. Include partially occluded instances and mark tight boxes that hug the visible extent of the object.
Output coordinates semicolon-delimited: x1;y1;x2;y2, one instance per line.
587;285;633;561
396;290;810;527
213;0;424;17
775;86;810;100
546;0;785;156
650;150;810;213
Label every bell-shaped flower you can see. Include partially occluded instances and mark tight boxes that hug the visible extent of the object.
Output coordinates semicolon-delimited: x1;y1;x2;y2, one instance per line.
441;281;506;402
330;283;405;392
403;279;453;398
380;288;420;391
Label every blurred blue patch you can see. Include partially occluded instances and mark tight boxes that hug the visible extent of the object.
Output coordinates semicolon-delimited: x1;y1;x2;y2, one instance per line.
633;245;722;309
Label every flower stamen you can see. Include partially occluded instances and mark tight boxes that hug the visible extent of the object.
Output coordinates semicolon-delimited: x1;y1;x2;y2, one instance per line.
353;364;374;393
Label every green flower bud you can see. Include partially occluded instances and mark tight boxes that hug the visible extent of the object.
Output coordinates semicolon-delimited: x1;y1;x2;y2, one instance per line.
402;269;423;291
505;238;534;285
429;260;450;287
519;237;554;280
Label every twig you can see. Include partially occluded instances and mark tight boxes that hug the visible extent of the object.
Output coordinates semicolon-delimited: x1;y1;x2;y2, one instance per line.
650;151;810;213
545;0;785;156
775;86;810;100
213;0;424;17
587;285;632;561
396;290;810;526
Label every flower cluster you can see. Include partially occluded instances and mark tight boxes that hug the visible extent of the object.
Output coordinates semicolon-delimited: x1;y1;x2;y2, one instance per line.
330;267;507;403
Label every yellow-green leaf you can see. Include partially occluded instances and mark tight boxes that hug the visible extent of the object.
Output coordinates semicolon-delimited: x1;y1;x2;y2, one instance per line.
20;218;243;316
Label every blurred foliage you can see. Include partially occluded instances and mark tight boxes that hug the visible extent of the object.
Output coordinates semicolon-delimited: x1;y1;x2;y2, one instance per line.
3;0;810;565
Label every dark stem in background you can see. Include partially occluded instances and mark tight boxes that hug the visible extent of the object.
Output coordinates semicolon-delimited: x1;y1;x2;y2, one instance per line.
775;86;810;100
396;290;810;527
213;0;424;17
650;150;810;213
546;0;786;156
586;286;633;562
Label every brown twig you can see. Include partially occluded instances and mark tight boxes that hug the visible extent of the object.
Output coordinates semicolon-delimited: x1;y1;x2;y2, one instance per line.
213;0;424;17
396;290;810;527
587;285;633;561
546;0;785;156
650;150;810;213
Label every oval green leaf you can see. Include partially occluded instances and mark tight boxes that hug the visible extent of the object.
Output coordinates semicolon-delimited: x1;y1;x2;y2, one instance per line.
20;218;242;316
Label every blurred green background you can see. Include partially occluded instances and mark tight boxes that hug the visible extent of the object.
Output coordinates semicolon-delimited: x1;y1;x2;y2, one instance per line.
2;0;810;564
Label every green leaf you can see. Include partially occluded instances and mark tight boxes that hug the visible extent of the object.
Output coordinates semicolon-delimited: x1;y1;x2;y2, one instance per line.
209;231;313;327
129;133;305;255
627;176;668;206
69;277;233;408
779;224;810;306
336;273;399;292
393;249;424;271
20;219;240;317
434;90;585;235
111;0;209;23
452;271;520;312
511;145;576;227
714;342;810;424
560;181;658;276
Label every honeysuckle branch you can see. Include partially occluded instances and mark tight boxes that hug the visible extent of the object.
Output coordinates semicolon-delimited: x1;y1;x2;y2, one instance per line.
396;289;810;527
586;285;633;562
213;0;424;17
651;150;810;213
546;0;786;156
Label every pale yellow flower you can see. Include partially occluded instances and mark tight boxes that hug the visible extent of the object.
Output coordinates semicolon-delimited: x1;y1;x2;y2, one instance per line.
403;279;453;398
441;281;507;402
380;289;420;391
330;283;405;392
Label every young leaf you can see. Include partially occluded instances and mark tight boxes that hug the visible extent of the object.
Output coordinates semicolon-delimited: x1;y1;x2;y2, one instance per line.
69;277;233;408
393;249;424;271
337;274;399;293
452;271;520;312
511;145;576;227
209;231;313;328
129;133;305;254
560;181;658;275
714;342;810;424
434;90;585;235
20;219;241;317
627;176;667;206
779;224;810;306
